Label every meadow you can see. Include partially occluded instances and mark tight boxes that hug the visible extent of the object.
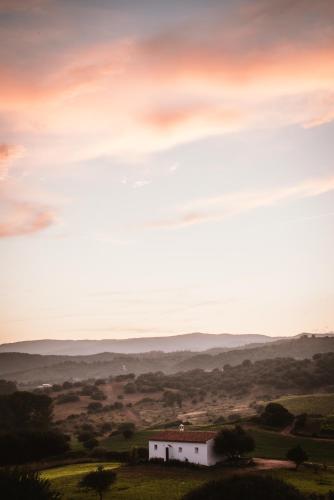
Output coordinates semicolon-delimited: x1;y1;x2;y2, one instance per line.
249;428;334;464
273;394;334;416
42;461;334;500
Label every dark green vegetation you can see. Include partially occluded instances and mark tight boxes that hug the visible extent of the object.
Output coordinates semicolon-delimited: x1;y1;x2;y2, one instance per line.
0;468;61;500
183;474;306;500
213;426;255;459
42;462;334;500
79;465;117;500
0;378;17;395
261;403;294;428
249;428;334;464
1;335;334;383
286;446;309;469
274;394;334;416
132;352;334;399
0;391;69;465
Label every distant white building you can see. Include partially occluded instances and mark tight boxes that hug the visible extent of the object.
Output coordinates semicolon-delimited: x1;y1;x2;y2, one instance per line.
149;429;220;466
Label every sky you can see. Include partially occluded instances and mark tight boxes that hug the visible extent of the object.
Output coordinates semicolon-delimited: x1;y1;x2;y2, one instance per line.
1;0;334;343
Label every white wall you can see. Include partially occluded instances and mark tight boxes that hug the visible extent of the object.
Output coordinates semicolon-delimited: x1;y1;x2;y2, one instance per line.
149;439;220;466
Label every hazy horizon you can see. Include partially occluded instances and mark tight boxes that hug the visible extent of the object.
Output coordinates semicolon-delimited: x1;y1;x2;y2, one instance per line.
1;0;334;344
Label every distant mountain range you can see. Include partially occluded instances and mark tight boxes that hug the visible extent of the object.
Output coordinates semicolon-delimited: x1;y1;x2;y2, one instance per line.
0;332;279;356
1;334;334;384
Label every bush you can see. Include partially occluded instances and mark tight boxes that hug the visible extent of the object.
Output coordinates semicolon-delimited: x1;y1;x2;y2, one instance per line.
79;465;117;500
0;468;61;500
118;422;135;439
77;431;96;443
0;380;17;395
261;403;294;428
213;425;255;460
83;438;99;450
56;393;80;404
286;445;309;469
0;430;69;465
87;402;103;413
183;474;306;500
90;390;107;401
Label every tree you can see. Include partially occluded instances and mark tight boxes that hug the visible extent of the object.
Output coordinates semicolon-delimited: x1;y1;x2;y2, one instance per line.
183;474;306;500
79;466;116;500
286;445;309;469
0;430;69;466
0;391;53;432
261;403;294;428
0;379;17;395
213;425;255;460
118;422;135;439
0;468;61;500
83;437;99;450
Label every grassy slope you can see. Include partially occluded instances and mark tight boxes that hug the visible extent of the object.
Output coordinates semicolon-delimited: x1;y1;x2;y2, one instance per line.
250;428;334;464
101;427;334;465
43;462;334;499
43;463;223;500
274;469;334;495
273;394;334;416
102;430;154;451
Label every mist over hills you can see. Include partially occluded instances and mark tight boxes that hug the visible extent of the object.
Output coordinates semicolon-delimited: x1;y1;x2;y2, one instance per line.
1;334;334;384
0;332;277;356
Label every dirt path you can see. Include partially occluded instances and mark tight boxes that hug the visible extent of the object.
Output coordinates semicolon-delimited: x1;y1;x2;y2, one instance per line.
281;418;296;436
253;458;295;470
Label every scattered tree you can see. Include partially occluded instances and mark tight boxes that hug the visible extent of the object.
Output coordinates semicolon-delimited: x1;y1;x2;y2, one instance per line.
118;422;135;439
213;425;254;461
183;474;306;500
79;466;116;500
0;379;17;395
83;438;99;450
261;403;294;428
286;445;309;469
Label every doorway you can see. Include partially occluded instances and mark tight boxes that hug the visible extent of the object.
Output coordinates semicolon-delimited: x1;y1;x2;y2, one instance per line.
165;447;169;461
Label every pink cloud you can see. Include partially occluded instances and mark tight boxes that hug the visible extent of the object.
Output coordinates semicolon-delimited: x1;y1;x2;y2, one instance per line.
147;176;334;229
0;199;56;237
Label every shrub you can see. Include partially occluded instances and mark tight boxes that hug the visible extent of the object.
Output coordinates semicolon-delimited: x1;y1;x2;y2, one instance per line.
213;425;255;460
0;430;69;465
83;438;99;450
286;445;309;469
79;465;117;500
183;474;306;500
56;393;80;404
261;403;294;428
87;402;103;413
0;468;61;500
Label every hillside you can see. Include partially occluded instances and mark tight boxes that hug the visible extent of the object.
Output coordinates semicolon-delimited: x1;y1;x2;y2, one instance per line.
176;335;334;371
0;332;277;355
1;335;334;384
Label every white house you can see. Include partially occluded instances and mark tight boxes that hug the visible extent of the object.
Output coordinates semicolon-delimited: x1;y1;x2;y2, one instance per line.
149;429;221;466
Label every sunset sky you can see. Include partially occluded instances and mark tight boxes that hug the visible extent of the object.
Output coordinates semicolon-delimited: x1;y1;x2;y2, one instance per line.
1;0;334;343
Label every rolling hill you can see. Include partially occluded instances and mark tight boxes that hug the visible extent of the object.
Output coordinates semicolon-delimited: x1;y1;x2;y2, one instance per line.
0;332;277;355
1;335;333;384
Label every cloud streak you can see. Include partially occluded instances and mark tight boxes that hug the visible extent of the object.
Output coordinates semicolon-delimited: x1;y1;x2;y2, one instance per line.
147;176;334;229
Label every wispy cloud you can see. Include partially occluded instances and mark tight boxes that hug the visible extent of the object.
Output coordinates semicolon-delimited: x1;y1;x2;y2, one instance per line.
147;176;334;229
0;198;56;237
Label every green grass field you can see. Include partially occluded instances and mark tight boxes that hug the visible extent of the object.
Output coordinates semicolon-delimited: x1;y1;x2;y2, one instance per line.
102;430;154;451
274;469;334;495
42;463;225;500
42;462;334;500
273;394;334;416
249;428;334;464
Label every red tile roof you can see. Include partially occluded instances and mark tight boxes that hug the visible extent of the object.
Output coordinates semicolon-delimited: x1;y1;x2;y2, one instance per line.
149;431;217;443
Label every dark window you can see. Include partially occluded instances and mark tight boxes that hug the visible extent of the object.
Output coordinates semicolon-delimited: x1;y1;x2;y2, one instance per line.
154;444;157;450
195;447;199;454
178;446;182;452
